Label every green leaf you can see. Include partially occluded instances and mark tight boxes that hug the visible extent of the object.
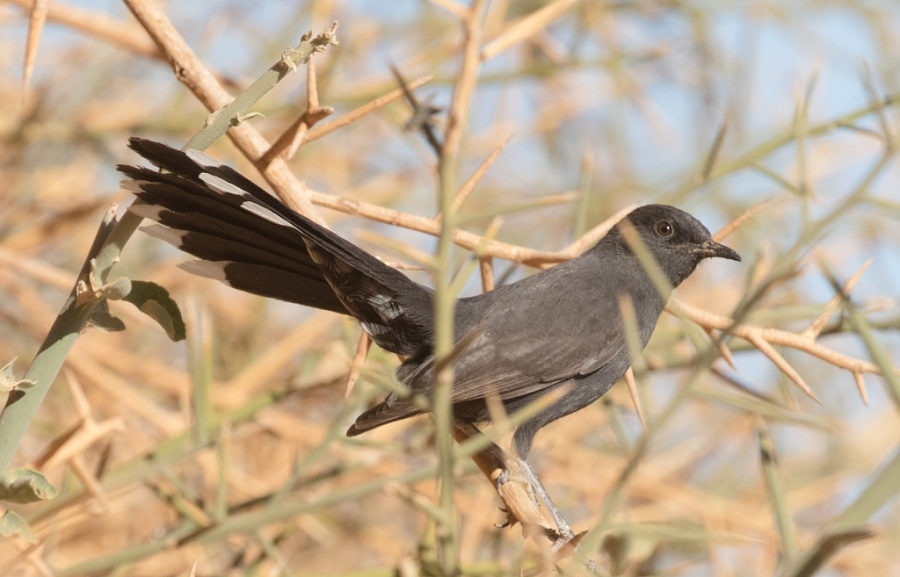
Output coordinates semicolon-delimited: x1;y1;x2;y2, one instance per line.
0;468;58;504
86;302;127;333
100;276;133;301
123;280;186;341
0;511;37;543
76;258;133;307
0;358;35;394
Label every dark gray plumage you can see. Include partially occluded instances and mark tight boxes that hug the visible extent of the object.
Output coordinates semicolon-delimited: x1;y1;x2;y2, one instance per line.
120;138;740;460
120;137;739;483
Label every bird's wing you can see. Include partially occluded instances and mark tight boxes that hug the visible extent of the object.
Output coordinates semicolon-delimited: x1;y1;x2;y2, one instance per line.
446;321;625;404
120;138;433;356
349;265;631;436
419;262;628;404
346;327;622;437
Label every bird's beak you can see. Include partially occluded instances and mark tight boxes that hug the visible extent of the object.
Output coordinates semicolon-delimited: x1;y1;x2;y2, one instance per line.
696;240;741;262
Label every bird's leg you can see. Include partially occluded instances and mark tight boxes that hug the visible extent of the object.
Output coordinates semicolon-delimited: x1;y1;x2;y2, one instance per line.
453;422;576;549
494;466;536;504
494;456;576;549
511;457;575;551
453;423;557;537
492;469;517;528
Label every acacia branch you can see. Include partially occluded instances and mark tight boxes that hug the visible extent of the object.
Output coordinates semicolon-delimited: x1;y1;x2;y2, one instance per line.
669;298;895;403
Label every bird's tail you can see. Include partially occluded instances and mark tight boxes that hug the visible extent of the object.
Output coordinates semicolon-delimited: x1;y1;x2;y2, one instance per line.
120;139;350;313
119;138;434;357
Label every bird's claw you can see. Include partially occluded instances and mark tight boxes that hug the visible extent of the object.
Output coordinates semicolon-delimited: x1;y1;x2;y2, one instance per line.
496;467;538;505
494;468;509;494
494;502;518;529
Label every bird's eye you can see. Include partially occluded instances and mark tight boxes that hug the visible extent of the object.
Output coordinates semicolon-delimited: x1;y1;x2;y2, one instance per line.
654;220;674;237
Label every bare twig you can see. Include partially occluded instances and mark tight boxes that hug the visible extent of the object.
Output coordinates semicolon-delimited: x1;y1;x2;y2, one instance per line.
704;327;737;370
802;258;872;340
345;333;372;398
560;205;638;256
447;133;513;216
480;0;581;62
623;368;647;430
426;0;468;19
7;0;159;58
22;0;48;95
391;64;443;155
432;1;489;571
303;75;433;144
713;197;774;242
669;299;895;400
264;58;334;162
700;115;730;180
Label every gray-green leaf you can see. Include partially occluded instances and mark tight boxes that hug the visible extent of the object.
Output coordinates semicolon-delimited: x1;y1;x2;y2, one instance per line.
0;469;58;504
0;511;37;543
87;302;127;333
123;280;186;341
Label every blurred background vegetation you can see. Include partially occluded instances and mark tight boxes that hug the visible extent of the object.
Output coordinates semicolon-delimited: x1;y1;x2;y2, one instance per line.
0;1;899;575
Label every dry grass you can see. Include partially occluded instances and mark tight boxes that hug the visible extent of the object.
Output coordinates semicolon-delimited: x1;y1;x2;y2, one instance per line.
1;1;899;576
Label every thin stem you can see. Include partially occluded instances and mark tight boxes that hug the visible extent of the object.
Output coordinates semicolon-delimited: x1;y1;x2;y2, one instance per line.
432;1;487;573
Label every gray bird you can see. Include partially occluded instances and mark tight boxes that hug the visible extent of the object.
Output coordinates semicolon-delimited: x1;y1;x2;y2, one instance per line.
120;138;740;546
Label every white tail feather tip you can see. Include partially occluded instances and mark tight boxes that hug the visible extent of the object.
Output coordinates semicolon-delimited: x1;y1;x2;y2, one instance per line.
186;148;224;168
140;224;187;246
241;201;293;227
199;172;251;197
120;179;148;193
179;260;229;282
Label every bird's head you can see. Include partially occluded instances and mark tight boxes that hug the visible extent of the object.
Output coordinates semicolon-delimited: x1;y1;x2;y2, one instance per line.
611;204;741;288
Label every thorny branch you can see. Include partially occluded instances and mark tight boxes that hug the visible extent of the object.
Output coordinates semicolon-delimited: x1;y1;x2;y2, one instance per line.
29;0;899;407
32;0;898;562
669;261;890;405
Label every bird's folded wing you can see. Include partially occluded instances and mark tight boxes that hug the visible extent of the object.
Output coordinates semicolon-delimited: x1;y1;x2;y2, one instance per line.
445;328;625;404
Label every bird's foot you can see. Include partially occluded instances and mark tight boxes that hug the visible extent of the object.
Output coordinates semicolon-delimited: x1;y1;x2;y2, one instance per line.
494;467;537;503
513;458;575;550
493;472;518;528
494;513;514;529
494;461;575;550
494;467;509;494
